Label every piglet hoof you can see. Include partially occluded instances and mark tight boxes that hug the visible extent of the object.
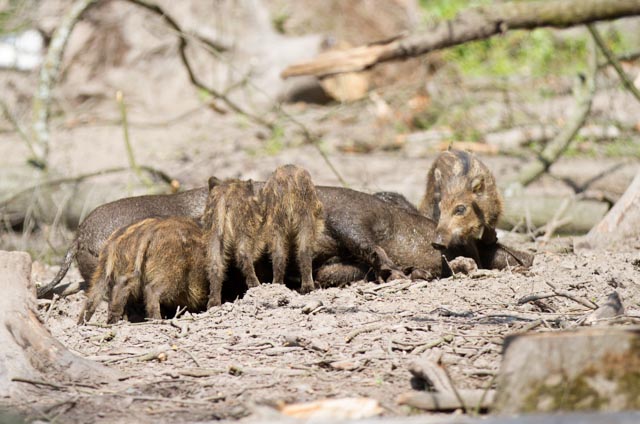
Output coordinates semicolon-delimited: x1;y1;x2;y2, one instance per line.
106;315;120;325
300;282;315;294
386;269;408;282
207;297;222;309
448;256;478;275
410;268;432;281
246;278;261;289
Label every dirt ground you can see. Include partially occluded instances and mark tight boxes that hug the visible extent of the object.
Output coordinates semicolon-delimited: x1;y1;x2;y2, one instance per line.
16;242;637;423
2;2;640;422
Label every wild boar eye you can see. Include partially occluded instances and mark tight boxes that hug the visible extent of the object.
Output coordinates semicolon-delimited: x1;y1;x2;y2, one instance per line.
454;205;466;215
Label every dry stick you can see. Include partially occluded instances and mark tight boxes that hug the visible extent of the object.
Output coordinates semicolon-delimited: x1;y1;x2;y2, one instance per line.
44;294;59;324
439;362;468;414
588;24;640;103
412;335;454;355
178;348;201;368
0;165;174;210
170;318;189;338
541;195;575;241
274;107;349;187
513;34;597;187
545;282;598;310
0;99;38;159
116;91;153;188
122;0;348;187
31;0;98;167
345;323;385;343
121;0;272;129
517;292;557;305
282;0;640;78
12;377;66;390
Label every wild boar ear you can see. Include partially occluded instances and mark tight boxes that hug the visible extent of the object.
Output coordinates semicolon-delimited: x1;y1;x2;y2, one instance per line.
471;176;484;194
208;176;222;191
434;168;442;185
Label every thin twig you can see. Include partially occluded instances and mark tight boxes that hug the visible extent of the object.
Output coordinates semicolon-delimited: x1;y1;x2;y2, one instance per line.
345;323;385;343
545;282;598;310
170;318;189;338
439;362;468;414
0;165;175;209
31;0;98;166
158;11;349;187
541;195;574;241
178;347;201;368
116;91;153;188
588;24;640;103
121;0;273;129
0;99;38;159
12;377;66;390
512;33;597;187
44;294;59;324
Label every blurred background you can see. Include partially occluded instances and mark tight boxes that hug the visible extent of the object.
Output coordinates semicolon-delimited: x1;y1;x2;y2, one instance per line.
1;0;640;263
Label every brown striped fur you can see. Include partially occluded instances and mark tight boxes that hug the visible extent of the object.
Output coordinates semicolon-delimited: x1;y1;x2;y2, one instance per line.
77;217;208;324
201;178;264;308
261;165;325;293
419;150;503;257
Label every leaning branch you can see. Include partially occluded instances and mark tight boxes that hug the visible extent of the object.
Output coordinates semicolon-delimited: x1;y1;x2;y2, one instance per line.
121;0;273;129
588;24;640;103
512;35;597;187
0;165;176;211
282;0;640;78
31;0;98;167
121;0;348;186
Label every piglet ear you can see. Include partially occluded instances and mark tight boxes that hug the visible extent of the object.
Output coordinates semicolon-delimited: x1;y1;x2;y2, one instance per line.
434;168;442;185
208;176;222;191
471;176;484;194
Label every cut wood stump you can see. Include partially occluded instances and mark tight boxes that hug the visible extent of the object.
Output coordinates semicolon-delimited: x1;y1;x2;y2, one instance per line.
494;327;640;414
575;171;640;250
0;250;117;399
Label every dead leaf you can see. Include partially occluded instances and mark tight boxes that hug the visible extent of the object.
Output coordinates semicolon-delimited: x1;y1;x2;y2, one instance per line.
280;397;383;419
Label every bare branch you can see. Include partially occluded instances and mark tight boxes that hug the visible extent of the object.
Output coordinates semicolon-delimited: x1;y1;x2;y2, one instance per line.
120;0;274;129
588;24;640;103
282;0;640;78
512;34;597;187
31;0;98;167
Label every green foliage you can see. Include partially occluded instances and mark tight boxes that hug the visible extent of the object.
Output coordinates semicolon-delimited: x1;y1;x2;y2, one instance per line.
0;0;34;35
272;8;290;34
264;124;285;155
418;0;632;78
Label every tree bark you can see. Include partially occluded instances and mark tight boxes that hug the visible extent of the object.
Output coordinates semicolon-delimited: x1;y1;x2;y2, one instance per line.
282;0;640;78
575;171;640;250
0;251;116;399
495;328;640;413
31;0;98;166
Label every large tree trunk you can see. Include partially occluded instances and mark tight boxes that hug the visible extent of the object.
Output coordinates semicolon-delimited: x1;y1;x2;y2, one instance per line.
575;171;640;250
282;0;640;78
0;251;116;399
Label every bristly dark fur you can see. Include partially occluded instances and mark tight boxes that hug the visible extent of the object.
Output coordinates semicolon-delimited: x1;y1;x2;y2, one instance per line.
453;149;471;175
202;179;264;308
77;217;208;325
419;149;503;266
261;165;324;293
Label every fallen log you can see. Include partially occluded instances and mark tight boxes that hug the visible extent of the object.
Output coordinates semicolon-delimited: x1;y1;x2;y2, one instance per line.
575;171;640;250
0;250;116;399
0;166;174;229
500;194;608;235
282;0;640;78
